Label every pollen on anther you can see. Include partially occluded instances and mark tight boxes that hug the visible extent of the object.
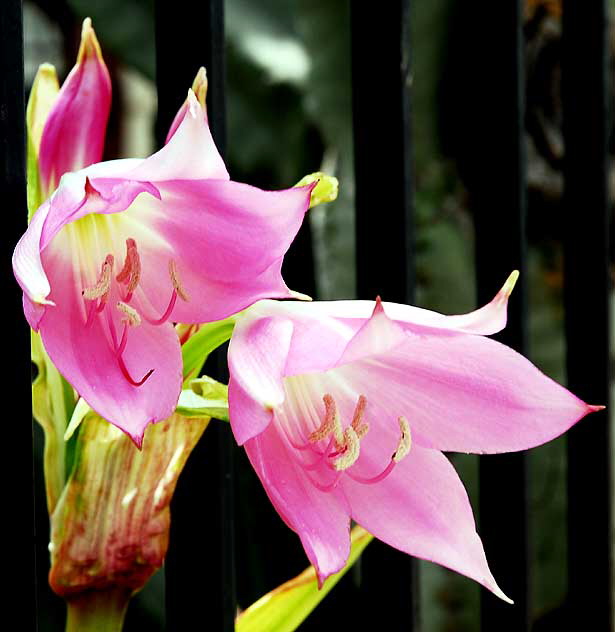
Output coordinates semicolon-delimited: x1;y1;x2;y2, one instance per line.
392;416;412;463
351;394;369;439
82;254;114;301
332;427;361;471
169;260;190;301
117;301;141;326
310;394;343;445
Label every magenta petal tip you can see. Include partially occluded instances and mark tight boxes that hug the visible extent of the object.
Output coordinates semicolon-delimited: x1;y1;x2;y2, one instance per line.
587;404;606;413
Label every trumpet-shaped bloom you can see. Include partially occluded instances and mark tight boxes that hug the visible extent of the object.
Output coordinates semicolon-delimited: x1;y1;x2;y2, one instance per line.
227;277;600;598
14;91;314;445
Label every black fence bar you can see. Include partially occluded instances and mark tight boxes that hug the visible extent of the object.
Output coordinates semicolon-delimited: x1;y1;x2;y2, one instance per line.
351;1;418;629
0;0;36;628
562;2;613;629
155;2;236;631
469;2;530;630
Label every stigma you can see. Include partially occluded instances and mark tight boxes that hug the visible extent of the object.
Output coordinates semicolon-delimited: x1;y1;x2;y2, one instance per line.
81;237;189;387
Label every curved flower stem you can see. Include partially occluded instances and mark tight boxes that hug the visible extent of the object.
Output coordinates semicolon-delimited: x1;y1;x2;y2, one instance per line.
65;589;130;632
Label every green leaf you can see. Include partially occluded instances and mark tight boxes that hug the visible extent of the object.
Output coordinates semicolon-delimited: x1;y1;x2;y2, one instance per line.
31;331;77;514
236;526;372;632
175;376;229;422
180;318;235;384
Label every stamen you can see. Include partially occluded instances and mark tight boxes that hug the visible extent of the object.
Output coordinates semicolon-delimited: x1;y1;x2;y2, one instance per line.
343;417;413;485
309;394;344;445
116;238;141;295
142;290;178;326
347;460;396;486
116;324;129;356
332;427;361;471
169;260;189;301
83;254;114;301
307;470;343;493
351;395;369;439
393;416;412;463
302;436;336;470
117;301;141;326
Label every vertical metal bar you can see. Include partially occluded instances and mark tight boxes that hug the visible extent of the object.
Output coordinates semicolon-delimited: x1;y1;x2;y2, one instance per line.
351;1;418;629
562;2;613;629
472;2;530;630
0;0;37;629
155;2;235;631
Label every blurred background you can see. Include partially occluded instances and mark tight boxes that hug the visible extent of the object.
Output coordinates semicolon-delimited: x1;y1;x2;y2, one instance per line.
25;0;614;629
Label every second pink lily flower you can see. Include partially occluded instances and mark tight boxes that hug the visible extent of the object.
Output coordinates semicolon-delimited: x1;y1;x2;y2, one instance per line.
13;20;314;445
227;275;600;600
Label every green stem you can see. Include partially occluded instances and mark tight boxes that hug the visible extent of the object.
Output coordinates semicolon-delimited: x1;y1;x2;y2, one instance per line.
65;589;130;632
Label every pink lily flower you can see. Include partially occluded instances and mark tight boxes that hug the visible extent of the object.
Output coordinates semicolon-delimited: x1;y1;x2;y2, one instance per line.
37;18;111;197
227;274;601;599
14;90;314;446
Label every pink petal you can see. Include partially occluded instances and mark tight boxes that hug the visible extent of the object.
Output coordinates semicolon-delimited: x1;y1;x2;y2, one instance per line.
13;198;55;307
40;176;160;251
13;175;159;308
131;179;313;323
237;301;358;376
336;298;407;365
341;444;511;601
37;250;182;445
244;419;351;584
335;322;595;453
127;91;228;182
38;18;111;193
228;316;293;445
296;270;519;337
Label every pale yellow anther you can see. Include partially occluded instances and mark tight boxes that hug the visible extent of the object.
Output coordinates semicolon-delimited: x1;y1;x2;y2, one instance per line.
83;255;113;301
392;416;412;463
117;301;141;326
309;394;343;445
332;427;361;471
351;395;369;439
169;260;190;302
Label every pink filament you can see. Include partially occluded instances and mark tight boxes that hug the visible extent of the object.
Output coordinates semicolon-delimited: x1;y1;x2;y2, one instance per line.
301;436;336;471
142;289;178;326
346;459;397;485
307;470;343;492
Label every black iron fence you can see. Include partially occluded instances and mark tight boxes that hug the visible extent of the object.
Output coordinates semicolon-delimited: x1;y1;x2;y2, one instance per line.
1;0;612;630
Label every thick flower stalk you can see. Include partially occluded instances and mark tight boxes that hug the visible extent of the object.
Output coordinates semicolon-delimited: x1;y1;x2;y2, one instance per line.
227;275;601;600
15;35;315;446
49;410;208;631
